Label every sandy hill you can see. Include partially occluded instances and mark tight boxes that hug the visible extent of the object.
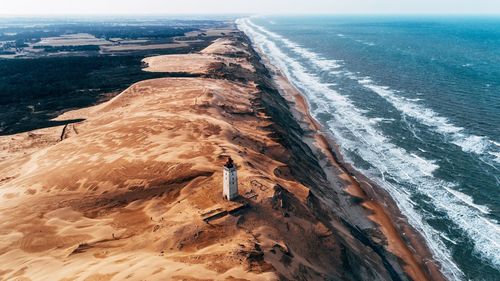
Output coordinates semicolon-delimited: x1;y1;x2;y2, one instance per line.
0;34;440;281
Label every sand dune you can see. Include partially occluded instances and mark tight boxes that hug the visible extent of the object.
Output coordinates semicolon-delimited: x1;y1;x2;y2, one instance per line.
0;32;442;281
143;38;254;74
0;78;280;280
0;38;341;280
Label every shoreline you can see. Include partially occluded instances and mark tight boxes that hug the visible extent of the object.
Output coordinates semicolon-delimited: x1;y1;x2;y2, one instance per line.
1;31;423;280
0;23;451;280
246;33;447;281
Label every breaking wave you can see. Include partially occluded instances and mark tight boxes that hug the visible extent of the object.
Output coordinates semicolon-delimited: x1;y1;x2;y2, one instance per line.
237;17;500;279
244;19;500;167
358;79;500;164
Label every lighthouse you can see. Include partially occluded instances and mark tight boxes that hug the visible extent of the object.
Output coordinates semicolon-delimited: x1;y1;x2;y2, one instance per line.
223;157;238;201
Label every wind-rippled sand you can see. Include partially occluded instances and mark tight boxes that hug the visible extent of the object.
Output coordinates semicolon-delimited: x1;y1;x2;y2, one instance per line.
0;37;338;281
0;34;440;281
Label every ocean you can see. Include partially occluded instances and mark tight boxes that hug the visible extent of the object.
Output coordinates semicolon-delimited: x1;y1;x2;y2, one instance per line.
237;16;500;281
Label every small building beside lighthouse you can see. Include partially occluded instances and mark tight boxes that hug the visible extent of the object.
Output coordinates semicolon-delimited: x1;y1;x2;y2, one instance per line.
223;157;238;201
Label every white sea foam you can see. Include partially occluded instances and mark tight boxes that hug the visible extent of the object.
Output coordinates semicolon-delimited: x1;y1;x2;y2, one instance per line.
452;135;490;154
245;19;500;166
359;78;464;135
440;233;458;245
490;152;500;164
358;77;499;167
358;79;499;158
355;39;376;46
443;186;491;214
237;18;500;279
490;141;500;164
371;117;395;124
245;20;342;72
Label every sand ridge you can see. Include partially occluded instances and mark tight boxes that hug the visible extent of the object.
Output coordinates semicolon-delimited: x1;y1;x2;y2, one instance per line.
0;35;350;281
0;78;283;280
0;30;442;281
142;38;255;74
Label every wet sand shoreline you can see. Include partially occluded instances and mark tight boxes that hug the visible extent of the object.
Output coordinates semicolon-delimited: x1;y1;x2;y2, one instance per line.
259;43;447;281
0;24;449;280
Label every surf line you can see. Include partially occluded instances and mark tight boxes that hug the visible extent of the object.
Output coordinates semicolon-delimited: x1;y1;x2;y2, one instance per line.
246;18;500;167
240;19;500;273
237;17;448;281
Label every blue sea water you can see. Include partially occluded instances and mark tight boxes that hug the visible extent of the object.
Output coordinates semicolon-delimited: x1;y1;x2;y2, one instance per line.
237;16;500;281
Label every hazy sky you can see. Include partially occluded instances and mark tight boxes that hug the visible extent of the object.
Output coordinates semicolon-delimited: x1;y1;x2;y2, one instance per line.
1;0;500;15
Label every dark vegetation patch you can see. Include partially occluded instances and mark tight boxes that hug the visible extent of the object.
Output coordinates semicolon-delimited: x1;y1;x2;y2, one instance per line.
0;46;220;135
0;19;224;135
0;20;218;42
32;45;101;53
0;56;168;134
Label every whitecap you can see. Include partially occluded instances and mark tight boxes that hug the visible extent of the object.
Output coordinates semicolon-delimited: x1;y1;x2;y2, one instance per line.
443;186;490;214
489;151;500;164
452;135;489;155
355;39;376;46
246;19;499;166
490;140;500;147
440;233;458;245
371;117;396;124
355;76;500;161
238;17;500;277
237;18;468;279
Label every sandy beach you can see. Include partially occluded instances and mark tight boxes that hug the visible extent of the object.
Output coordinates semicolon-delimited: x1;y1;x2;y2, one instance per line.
272;76;445;281
0;26;447;281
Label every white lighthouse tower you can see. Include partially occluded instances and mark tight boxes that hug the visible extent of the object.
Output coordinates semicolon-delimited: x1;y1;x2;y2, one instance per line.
223;157;238;201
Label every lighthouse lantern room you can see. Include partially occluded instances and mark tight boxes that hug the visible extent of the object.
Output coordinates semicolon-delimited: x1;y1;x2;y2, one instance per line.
223;157;238;201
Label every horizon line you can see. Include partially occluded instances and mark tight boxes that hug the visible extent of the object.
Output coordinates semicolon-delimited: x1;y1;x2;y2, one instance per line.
1;12;500;18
